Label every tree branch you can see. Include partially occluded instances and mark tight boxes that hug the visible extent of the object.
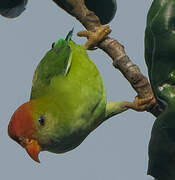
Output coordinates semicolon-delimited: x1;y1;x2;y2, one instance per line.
53;0;163;117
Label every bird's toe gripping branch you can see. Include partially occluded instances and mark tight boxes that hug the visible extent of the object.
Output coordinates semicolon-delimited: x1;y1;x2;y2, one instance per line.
125;96;157;112
77;25;111;50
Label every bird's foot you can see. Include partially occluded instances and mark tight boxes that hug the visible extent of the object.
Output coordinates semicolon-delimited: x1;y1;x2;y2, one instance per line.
125;96;156;112
77;25;111;50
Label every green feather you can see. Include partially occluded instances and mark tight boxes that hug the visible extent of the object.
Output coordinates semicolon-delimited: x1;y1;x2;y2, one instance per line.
31;36;72;100
29;31;127;154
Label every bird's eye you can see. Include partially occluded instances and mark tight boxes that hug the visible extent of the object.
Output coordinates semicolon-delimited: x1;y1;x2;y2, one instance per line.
38;115;45;126
52;42;55;49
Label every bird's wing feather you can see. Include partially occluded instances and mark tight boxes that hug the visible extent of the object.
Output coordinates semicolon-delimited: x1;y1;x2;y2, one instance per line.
30;39;72;100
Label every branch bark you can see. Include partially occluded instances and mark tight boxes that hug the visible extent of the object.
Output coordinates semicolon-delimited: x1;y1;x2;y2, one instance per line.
52;0;163;117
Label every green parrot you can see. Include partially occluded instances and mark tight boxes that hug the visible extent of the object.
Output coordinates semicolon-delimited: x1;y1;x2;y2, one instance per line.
145;0;175;179
8;30;127;162
0;0;28;18
53;0;117;25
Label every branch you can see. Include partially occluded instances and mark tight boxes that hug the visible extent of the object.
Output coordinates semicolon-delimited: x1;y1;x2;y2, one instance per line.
53;0;163;117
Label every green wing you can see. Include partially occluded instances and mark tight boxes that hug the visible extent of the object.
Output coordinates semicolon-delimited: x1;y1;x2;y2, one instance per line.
30;39;72;100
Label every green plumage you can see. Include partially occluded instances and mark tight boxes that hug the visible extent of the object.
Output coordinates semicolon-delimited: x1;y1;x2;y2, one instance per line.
31;39;72;99
30;31;126;153
145;0;175;179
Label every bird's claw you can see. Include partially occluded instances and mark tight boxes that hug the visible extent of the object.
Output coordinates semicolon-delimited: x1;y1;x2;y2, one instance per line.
77;25;111;50
125;96;156;112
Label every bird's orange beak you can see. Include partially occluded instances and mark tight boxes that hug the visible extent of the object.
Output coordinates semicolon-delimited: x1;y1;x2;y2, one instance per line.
23;138;41;163
8;102;41;163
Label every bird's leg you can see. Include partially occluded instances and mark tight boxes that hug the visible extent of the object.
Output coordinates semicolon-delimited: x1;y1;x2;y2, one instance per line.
104;96;157;120
77;26;111;50
53;0;111;49
125;96;156;112
104;102;128;120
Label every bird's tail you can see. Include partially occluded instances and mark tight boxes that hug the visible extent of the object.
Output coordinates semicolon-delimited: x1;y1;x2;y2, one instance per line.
65;28;74;42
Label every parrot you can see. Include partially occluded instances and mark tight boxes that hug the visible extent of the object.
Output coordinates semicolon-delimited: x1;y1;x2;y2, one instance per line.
8;30;127;163
0;0;28;18
145;0;175;179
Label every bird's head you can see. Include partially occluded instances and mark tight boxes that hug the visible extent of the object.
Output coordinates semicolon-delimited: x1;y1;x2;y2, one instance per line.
8;102;41;163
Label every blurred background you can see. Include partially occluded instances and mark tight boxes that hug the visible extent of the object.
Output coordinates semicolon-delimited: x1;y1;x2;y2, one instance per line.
1;0;154;179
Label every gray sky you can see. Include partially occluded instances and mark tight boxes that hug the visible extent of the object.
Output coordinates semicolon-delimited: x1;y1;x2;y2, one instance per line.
1;0;155;179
